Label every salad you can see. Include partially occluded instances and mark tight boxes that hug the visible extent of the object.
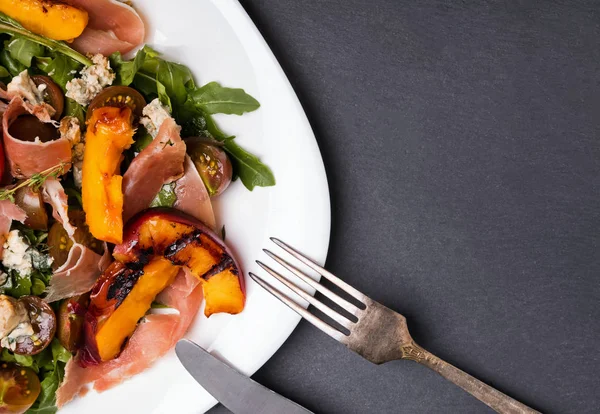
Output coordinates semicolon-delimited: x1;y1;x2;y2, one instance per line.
0;0;272;412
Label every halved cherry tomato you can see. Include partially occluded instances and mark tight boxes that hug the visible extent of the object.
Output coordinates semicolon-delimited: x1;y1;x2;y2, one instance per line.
31;75;64;121
87;86;146;122
13;185;48;231
48;210;104;269
13;297;56;356
8;115;59;143
187;138;233;197
0;363;40;414
57;293;89;353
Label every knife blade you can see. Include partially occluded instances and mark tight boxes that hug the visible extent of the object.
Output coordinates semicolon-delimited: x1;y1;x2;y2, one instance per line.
175;339;313;414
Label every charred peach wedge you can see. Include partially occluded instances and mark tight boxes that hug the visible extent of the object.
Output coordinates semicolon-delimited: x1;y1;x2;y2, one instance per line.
81;208;245;365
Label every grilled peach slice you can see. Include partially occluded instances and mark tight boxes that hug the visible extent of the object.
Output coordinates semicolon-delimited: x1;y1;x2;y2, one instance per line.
81;208;245;364
113;208;245;317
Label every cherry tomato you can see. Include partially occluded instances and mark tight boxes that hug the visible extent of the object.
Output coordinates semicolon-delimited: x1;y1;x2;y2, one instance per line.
13;297;56;356
186;138;233;197
48;210;104;269
13;185;48;231
31;75;64;121
8;115;59;143
57;293;89;353
0;363;40;414
87;86;146;122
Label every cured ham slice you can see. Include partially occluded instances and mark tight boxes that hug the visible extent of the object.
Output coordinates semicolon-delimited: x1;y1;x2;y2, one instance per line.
56;269;203;407
174;155;216;230
0;200;26;256
64;0;145;55
121;117;186;222
2;97;71;178
43;243;109;303
42;179;76;237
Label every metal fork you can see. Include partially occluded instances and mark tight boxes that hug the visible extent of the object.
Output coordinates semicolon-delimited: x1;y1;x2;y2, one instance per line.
249;238;540;414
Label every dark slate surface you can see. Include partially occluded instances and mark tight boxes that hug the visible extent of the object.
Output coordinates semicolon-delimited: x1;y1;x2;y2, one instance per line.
210;1;600;413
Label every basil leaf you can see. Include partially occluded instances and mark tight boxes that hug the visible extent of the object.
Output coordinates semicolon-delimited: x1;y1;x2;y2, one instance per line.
6;37;44;67
0;11;91;66
149;183;177;207
190;82;260;115
0;49;25;76
223;140;275;190
41;54;81;91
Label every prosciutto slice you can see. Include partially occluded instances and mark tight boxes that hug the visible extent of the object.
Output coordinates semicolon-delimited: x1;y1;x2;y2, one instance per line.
0;200;26;256
121;117;186;222
174;156;216;230
56;269;203;406
2;97;71;178
43;244;109;303
42;179;76;237
41;179;109;302
64;0;145;55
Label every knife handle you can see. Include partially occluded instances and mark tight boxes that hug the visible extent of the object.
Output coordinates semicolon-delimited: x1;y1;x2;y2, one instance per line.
400;342;540;414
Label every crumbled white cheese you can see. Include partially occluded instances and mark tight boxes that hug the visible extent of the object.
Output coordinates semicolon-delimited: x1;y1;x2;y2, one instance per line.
66;54;115;106
0;296;26;339
0;321;34;351
1;230;53;276
2;230;33;276
140;98;171;138
7;70;45;105
0;272;7;286
60;116;84;187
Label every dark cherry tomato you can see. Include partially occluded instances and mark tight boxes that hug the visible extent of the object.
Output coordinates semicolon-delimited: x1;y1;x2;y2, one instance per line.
57;293;89;353
8;115;59;143
186;138;233;197
31;75;64;120
87;86;146;122
48;210;104;269
0;363;40;414
13;297;56;356
13;185;48;231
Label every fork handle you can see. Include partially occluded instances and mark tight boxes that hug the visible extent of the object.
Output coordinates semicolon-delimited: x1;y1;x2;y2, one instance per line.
401;342;539;414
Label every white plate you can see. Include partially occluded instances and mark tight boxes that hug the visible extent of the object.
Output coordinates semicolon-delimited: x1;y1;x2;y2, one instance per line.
61;0;330;413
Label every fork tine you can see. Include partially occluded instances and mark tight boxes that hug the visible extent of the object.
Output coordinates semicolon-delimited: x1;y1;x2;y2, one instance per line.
249;272;347;342
270;238;367;304
263;249;360;316
256;260;354;328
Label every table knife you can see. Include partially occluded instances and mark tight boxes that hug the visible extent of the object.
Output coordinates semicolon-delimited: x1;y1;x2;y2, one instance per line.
175;339;313;414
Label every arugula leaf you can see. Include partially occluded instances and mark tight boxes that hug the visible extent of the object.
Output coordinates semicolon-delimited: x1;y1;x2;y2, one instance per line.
31;277;45;295
5;271;33;298
190;82;260;115
156;59;192;108
6;37;44;67
223;140;275;190
156;79;172;111
133;128;153;152
40;54;81;90
64;98;85;124
111;46;147;86
0;48;25;76
0;11;91;66
150;183;177;207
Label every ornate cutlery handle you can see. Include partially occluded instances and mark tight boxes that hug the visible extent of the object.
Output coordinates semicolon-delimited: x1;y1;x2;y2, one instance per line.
400;342;540;414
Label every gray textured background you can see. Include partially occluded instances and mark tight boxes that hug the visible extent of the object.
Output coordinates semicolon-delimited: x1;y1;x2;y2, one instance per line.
210;1;600;413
